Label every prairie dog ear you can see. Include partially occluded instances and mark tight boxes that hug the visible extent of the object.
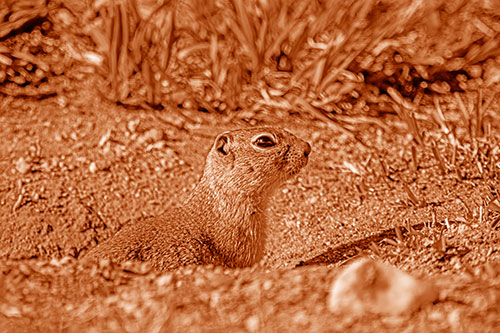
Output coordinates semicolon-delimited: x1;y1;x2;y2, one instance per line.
215;133;231;156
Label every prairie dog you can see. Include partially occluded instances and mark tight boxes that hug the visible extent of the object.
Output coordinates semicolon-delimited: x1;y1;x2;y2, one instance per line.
84;127;311;270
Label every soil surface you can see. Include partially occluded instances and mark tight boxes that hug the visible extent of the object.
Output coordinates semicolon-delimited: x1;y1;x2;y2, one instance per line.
0;89;499;332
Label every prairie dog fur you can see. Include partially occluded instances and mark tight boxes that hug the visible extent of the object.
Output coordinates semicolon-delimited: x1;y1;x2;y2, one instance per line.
84;127;311;270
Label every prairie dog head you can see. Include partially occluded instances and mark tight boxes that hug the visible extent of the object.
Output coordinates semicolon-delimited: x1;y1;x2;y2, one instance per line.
201;127;311;197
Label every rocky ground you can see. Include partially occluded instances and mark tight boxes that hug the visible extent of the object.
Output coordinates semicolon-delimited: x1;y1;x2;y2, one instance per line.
0;87;499;332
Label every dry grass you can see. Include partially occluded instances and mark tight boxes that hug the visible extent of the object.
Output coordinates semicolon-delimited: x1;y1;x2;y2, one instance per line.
1;0;500;125
93;0;499;115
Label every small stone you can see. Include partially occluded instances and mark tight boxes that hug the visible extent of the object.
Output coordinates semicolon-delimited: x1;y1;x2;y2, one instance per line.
262;280;273;291
146;140;166;151
89;162;98;173
102;142;111;154
182;99;193;109
15;157;31;174
137;128;164;145
292;310;308;324
99;130;111;147
156;273;173;287
245;315;259;332
328;258;439;316
127;119;140;133
209;291;220;308
447;309;463;331
1;305;21;317
56;96;67;108
308;196;318;204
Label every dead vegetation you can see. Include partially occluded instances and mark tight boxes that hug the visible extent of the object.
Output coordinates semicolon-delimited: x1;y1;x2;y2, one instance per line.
1;0;500;114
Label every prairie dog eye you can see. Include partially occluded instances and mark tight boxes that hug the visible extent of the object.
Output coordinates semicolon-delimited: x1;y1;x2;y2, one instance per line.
252;134;276;148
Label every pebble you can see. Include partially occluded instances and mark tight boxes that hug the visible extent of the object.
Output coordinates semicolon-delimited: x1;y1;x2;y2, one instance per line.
262;280;273;291
146;140;166;151
99;130;111;147
15;157;31;174
209;291;220;308
137;128;164;145
127;119;140;133
89;162;98;173
156;273;173;287
1;305;21;318
328;257;439;316
245;315;260;332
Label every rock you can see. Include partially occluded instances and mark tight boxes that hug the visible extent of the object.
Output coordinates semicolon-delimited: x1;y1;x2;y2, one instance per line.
155;273;173;288
137;128;164;145
89;162;98;173
127;119;140;134
328;257;439;316
146;140;166;151
15;157;31;174
245;315;260;332
98;129;111;147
